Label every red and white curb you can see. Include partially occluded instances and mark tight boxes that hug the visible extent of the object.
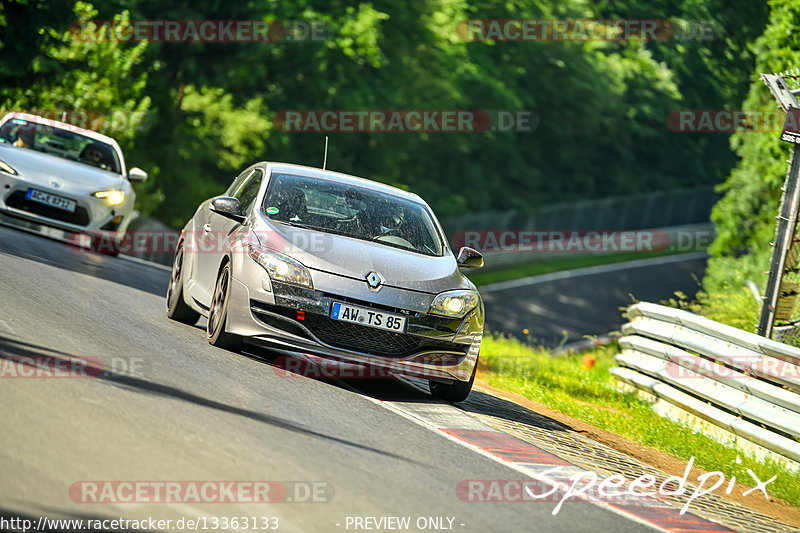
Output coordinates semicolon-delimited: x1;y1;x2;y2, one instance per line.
376;394;736;533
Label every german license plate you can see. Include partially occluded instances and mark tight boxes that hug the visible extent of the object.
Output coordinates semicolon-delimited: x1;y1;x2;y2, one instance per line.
26;188;77;212
330;302;406;332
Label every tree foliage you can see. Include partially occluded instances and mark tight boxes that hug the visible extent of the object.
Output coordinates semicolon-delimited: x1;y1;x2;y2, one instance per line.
1;0;768;229
705;0;800;300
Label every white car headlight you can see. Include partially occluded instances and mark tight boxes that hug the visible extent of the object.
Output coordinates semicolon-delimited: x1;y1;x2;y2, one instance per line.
248;245;313;289
429;289;479;319
0;159;17;175
93;190;126;205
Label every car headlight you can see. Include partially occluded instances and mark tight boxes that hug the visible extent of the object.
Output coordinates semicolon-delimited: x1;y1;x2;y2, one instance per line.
429;289;479;319
93;190;125;205
0;159;17;175
248;245;313;289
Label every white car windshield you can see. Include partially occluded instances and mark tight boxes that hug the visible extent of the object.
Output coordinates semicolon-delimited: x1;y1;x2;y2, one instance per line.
0;118;122;174
263;173;445;256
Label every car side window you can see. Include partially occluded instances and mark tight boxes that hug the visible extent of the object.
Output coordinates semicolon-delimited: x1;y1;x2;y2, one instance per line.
232;168;264;213
225;168;253;196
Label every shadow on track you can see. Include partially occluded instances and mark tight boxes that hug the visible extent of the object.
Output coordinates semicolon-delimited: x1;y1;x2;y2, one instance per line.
241;347;569;435
0;223;169;297
0;336;416;464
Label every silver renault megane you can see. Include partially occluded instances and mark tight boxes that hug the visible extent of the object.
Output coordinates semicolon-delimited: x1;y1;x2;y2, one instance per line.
166;162;485;401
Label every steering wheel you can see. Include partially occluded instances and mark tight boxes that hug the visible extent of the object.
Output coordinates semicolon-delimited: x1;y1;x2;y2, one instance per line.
373;228;401;241
80;157;104;169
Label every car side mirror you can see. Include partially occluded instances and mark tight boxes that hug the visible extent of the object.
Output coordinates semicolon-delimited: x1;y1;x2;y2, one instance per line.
456;246;483;269
128;167;148;182
210;196;246;223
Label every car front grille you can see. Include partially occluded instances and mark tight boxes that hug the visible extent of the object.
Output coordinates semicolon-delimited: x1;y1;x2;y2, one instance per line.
5;191;90;226
303;314;467;358
250;300;469;359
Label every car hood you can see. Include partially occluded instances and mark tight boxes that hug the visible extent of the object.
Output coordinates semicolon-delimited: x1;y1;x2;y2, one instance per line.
0;144;127;191
253;219;473;294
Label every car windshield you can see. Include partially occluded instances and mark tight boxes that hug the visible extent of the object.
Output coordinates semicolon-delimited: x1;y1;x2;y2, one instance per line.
0;118;122;174
263;173;445;256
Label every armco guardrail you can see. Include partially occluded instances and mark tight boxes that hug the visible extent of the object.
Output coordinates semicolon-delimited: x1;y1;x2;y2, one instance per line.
442;186;719;236
611;302;800;463
440;186;719;271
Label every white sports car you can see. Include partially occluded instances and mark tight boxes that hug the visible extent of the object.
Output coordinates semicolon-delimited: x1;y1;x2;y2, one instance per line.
0;112;147;239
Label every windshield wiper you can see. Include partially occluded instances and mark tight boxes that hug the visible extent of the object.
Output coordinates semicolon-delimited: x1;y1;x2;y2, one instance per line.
270;219;315;229
373;239;437;256
271;219;347;236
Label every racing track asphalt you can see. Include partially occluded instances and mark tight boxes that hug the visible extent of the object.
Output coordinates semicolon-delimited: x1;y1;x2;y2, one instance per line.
0;223;676;532
480;252;709;347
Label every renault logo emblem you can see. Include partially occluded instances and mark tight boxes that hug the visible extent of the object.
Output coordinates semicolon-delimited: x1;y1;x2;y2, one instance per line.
365;271;383;289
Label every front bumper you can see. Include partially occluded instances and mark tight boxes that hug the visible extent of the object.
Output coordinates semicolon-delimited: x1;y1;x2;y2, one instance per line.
224;260;482;382
0;172;132;234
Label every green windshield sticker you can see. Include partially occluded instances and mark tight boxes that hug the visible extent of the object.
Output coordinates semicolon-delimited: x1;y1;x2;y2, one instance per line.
266;206;279;215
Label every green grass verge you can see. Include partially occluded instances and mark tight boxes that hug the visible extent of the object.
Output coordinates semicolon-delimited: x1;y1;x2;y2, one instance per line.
479;334;800;506
466;249;683;287
674;288;761;332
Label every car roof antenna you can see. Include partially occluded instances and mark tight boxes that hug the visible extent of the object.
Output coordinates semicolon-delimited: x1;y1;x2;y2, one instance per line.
322;136;328;170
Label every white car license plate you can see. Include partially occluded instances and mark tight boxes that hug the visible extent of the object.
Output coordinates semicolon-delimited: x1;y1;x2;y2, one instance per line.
330;302;406;332
26;188;77;212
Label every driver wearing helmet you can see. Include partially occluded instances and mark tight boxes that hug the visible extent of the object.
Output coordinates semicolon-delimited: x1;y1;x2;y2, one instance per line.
13;128;35;149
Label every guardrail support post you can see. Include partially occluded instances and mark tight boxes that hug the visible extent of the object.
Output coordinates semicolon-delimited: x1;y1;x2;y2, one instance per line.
758;143;800;337
756;72;800;338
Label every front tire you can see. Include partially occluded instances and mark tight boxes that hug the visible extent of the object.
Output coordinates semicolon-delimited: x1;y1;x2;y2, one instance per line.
429;359;476;403
166;246;200;324
207;263;243;352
